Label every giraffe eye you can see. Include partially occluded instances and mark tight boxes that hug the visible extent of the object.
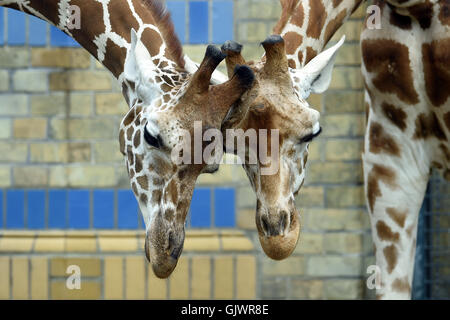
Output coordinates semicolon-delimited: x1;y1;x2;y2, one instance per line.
299;127;322;144
144;127;161;148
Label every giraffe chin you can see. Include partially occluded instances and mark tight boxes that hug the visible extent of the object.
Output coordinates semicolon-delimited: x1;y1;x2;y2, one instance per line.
258;223;300;261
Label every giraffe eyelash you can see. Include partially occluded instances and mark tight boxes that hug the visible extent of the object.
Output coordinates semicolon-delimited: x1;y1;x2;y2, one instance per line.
144;127;162;149
299;127;322;144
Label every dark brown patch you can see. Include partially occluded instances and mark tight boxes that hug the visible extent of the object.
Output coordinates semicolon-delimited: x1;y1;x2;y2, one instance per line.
133;130;141;148
444;112;450;131
413;112;447;140
123;111;135;127
376;220;400;242
119;129;126;155
422;39;450;106
324;9;347;44
103;39;128;77
152;189;162;203
306;0;326;39
362;39;419;105
383;244;398;274
369;122;400;156
131;181;138;195
164;208;175;221
390;9;412;30
166;179;178;203
439;1;450;26
140;193;148;204
407;0;433;29
305;47;317;65
129;168;135;179
381;102;407;131
137;175;149;190
126;127;134;141
284;32;303;55
386;208;407;228
134;155;143;173
332;0;343;7
291;2;304;28
392;277;411;293
367;164;397;213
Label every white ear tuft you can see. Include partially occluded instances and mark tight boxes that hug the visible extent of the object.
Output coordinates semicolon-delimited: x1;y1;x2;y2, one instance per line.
124;29;163;105
291;35;345;99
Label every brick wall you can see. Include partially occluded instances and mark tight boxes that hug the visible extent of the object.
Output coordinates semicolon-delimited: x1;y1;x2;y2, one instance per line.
0;1;374;299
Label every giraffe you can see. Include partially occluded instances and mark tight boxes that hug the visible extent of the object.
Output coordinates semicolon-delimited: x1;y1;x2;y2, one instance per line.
0;0;255;278
265;0;450;299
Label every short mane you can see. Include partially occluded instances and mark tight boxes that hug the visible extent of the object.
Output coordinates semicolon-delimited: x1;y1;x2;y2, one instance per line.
143;0;185;68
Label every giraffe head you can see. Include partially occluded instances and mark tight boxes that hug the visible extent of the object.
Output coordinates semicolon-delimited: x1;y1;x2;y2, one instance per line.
121;31;254;278
219;35;344;260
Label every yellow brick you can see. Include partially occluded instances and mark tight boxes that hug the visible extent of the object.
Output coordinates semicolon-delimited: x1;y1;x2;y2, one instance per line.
104;257;123;300
31;257;48;300
191;256;211;299
221;236;254;251
0;257;10;299
99;236;138;252
262;256;305;276
125;257;145;299
51;258;101;277
12;257;28;299
50;71;112;91
31;48;91;68
51;281;101;300
169;257;189;299
294;233;324;254
95;93;128;115
184;236;220;252
237;209;256;230
13;118;47;139
65;236;97;252
147;265;167;299
214;256;233;299
236;256;256;299
34;236;65;252
0;236;34;252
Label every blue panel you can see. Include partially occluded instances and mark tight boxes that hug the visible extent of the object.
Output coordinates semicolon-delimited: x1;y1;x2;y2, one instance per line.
118;190;138;229
27;190;46;229
6;190;25;229
189;1;209;44
50;26;79;47
48;190;67;228
93;190;114;229
7;9;26;46
214;188;235;227
212;1;234;44
190;188;211;228
0;190;3;228
0;8;4;45
68;190;90;229
29;15;47;46
166;1;186;44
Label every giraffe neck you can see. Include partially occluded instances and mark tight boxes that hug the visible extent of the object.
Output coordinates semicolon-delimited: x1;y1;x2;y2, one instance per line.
1;0;185;103
276;0;364;68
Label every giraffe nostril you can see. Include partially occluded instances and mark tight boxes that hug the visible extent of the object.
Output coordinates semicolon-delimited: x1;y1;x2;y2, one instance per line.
261;215;270;236
279;211;290;235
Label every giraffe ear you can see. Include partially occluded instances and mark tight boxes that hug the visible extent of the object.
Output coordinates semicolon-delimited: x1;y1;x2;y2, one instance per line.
291;36;345;99
124;29;163;105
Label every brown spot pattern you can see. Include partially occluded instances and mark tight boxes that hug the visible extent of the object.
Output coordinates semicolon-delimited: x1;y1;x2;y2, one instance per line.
306;0;326;39
137;175;149;190
369;122;400;156
386;208;407;228
381;103;407;131
284;32;303;55
439;1;450;25
376;220;400;242
324;9;347;44
413;112;447;141
392;277;411;293
367;164;397;213
422;39;450;106
362;39;419;105
383;244;398;274
305;47;317;65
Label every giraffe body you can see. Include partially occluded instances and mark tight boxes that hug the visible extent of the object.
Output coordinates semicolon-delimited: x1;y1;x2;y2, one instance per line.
273;0;450;299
